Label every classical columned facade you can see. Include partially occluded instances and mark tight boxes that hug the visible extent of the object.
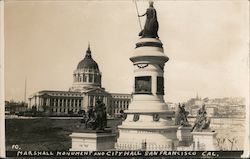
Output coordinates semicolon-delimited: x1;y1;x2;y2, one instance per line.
110;93;131;117
29;91;83;114
28;90;118;115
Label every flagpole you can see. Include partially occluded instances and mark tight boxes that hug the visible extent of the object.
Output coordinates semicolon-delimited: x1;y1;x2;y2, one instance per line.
134;0;142;30
24;76;27;103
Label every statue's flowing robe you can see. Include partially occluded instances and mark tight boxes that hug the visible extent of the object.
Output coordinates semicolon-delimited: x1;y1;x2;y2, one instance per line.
141;7;159;38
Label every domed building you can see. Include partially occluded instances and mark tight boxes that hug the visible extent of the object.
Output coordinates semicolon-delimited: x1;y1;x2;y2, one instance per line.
70;44;102;92
28;44;131;117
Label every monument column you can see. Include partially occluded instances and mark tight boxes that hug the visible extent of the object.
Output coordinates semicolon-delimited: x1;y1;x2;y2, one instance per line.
116;1;178;151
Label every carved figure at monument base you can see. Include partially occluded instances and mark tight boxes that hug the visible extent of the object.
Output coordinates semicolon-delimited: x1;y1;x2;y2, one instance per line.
175;103;190;127
81;100;107;131
191;104;211;132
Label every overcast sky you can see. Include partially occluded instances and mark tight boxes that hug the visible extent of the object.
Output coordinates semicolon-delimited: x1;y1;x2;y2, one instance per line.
4;0;249;103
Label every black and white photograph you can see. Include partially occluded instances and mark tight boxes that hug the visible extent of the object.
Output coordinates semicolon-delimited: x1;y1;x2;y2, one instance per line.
0;0;249;158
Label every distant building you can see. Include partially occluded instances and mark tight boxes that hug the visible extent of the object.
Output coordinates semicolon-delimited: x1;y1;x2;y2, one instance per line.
110;93;131;117
5;101;28;114
206;105;218;117
186;95;202;116
186;95;245;117
28;45;131;116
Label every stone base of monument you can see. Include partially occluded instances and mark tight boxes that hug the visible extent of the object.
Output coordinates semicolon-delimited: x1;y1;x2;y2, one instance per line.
191;131;218;151
116;130;179;151
176;126;193;146
69;130;116;151
116;122;179;151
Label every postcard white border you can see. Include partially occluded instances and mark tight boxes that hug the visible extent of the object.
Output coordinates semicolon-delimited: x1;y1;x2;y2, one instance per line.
0;0;249;158
0;0;6;158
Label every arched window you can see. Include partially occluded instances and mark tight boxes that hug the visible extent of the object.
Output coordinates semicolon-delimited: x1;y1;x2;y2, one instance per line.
89;74;93;82
90;96;94;106
83;74;87;82
94;74;97;83
76;74;79;82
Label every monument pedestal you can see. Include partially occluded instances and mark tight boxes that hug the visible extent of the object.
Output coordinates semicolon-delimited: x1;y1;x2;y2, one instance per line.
116;38;179;150
192;131;218;151
69;132;116;151
177;126;193;146
116;126;179;151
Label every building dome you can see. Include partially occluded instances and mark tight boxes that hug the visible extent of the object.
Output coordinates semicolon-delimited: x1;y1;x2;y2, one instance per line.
77;45;99;70
70;44;102;92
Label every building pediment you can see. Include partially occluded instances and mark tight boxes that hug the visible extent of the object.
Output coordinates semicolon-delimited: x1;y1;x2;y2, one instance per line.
40;93;50;98
85;88;110;96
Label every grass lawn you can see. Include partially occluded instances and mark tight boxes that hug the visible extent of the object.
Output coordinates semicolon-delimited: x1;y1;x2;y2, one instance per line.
6;118;122;151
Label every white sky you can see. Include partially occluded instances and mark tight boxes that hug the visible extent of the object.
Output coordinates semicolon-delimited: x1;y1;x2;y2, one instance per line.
4;0;249;103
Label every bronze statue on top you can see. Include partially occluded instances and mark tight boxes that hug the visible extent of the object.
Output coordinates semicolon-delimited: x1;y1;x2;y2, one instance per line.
191;104;211;132
138;1;159;38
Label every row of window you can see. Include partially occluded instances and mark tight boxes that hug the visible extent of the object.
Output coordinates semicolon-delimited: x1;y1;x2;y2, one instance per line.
75;68;99;73
51;98;81;102
42;93;81;97
51;99;82;107
114;106;129;114
112;96;131;99
115;104;128;110
112;100;130;106
52;105;81;108
51;108;81;113
74;74;101;83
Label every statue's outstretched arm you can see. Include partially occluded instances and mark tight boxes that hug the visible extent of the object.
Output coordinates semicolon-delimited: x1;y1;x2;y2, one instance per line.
138;12;146;17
